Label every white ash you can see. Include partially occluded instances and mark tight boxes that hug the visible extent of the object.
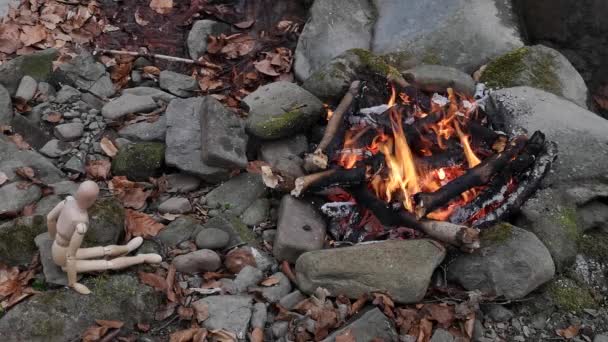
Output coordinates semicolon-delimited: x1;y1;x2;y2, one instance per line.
321;202;356;218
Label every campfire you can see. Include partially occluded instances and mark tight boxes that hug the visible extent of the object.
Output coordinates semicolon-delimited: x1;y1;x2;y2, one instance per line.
262;75;556;251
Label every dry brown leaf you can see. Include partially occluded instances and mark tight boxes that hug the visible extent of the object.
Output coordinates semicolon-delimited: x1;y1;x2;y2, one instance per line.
234;20;255;29
125;209;165;239
96;320;124;329
134;7;150;26
100;137;118;157
250;327;264;342
417;318;433;342
260;275;280;287
225;248;256;274
0;263;36;310
155;302;177;321
138;271;167;291
136;323;150;332
177;306;193;320
423;303;455;328
86;159;111;180
209;329;237;342
198;76;223;92
192;300;209;323
335;329;356;342
20;24;47;46
82;325;106;342
0;172;7;186
149;0;173;15
253;59;279;76
143;65;161;76
169;328;203;342
556;325;580;339
108;176;150;209
45;111;62;123
166;263;177;302
15;166;35;180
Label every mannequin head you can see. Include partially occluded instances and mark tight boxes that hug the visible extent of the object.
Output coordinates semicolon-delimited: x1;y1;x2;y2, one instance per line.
75;181;99;209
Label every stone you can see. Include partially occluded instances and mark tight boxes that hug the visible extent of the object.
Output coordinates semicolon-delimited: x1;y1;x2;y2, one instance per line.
39;139;70;158
166;173;200;193
173;249;221;274
272;321;289;339
234;265;264;293
15;75;38;101
121;86;176;103
111;142;165;181
481;304;514;322
296;239;445;303
84;197;125;247
193;215;256;248
259;135;307;176
245;246;275;272
159;71;198;97
273;195;326;263
51;53;115;98
595;335;608;342
241;198;270;226
36;82;56;101
80;92;105;110
35;232;69;285
205;173;266;215
0;182;41;216
187;20;231;60
193;295;253;338
158;197;192;214
49;180;78;195
294;0;375;80
244;81;324;140
33;195;63;217
101;94;158;120
164;98;230;182
0;135;64;184
54;122;84;141
430;328;454;342
279;290;306;310
11;113;53;149
481;45;588;108
403;64;476;97
0;215;47;265
195;228;230;250
252;272;292;303
321;307;398;342
54;85;81;104
250;302;267;329
0;49;58;95
200;96;248;168
0;84;12;124
448;224;555;299
262;229;276;243
158;217;201;248
118;115;166;142
0;273;162;342
372;0;523;73
63;154;85;174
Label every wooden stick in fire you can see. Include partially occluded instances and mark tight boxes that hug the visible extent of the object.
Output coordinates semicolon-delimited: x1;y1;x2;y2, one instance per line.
419;220;480;252
291;168;367;197
304;81;361;172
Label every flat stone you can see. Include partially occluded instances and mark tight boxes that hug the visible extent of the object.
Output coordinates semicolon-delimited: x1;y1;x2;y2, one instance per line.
448;224;555;299
0;135;64;184
259;135;307;176
0;182;41;216
279;290;306;310
121;86;176;103
63;154;85;174
11;113;53;149
0;84;12;124
244;82;324;140
54;85;81;104
158;197;192;214
321;307;398;342
101;94;158;120
251;272;292;303
195;228;231;250
173;249;221;274
54;123;84;141
481;304;514;322
0;215;46;265
234;265;264;293
205;173;266;215
118;115;167;142
39;139;71;158
272;321;289;339
35;232;69;285
0;49;58;96
166;173;201;193
33;194;63;217
111;142;165;181
296;239;445;303
403;64;476;97
273;195;326;263
430;328;454;342
193;215;256;249
158;217;202;248
164;98;230;183
250;302;267;329
159;71;198;97
187;20;231;60
51;53;115;98
36;82;56;101
241;198;270;226
193;295;253;339
15;75;38;101
84;197;125;247
200;96;248;168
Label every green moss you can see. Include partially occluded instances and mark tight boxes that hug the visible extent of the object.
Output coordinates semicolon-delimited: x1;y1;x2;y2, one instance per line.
549;278;597;312
380;51;417;71
420;51;441;65
31;278;48;291
228;216;256;245
111;142;165;181
20;49;59;81
84;198;125;247
0;215;47;265
481;47;529;88
31;318;65;337
528;53;561;94
250;109;308;140
481;222;513;245
351;48;401;78
555;206;580;242
578;231;608;263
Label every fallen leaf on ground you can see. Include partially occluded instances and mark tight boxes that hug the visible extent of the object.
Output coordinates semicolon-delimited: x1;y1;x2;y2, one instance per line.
225;248;256;274
177;306;193;320
155;302;177;321
136;323;150;332
423;303;455;328
100;137;118;157
125;209;165;239
82;320;124;342
143;66;160;76
254;59;280;76
20;24;47;46
7;133;31;150
250;327;264;342
15;166;34;180
134;7;150;26
209;329;237;342
192;300;209;322
45;111;62;123
169;327;206;342
234;20;255;29
108;176;150;209
556;325;580;339
96;320;124;329
0;172;7;186
86;159;111;180
0;262;37;310
260;275;280;286
336;329;356;342
149;0;173;15
138;271;167;291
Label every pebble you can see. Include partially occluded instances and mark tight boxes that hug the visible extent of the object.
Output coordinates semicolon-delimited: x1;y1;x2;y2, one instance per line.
158;197;192;214
262;229;276;243
195;228;230;250
279;290;306;310
54;122;84;141
251;302;267;329
234;265;263;293
253;272;292;303
272;321;289;339
173;249;221;274
15;76;38;101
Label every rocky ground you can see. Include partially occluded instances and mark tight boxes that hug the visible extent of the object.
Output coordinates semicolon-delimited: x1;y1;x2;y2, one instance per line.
0;0;607;342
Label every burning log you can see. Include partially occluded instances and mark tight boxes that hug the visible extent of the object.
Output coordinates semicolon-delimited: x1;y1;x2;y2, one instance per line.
468;121;508;152
413;135;529;219
261;165;296;192
304;81;361;172
419;220;480;252
291;168;367;197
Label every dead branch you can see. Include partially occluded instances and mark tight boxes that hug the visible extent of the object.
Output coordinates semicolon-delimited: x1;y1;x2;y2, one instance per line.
95;48;203;66
419;220;480;252
261;165;296;192
349;185;423;231
291;168;367;197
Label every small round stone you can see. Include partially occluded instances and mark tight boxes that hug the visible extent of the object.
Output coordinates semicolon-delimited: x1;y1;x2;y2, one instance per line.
195;228;230;250
173;249;221;274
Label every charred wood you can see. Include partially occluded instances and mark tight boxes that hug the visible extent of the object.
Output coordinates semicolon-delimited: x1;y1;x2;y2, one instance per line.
350;185;423;231
291;168;367;197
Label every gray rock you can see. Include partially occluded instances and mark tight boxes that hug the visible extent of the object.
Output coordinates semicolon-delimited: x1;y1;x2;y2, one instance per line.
158;197;192;214
15;76;38;101
187;20;231;60
251;302;267;329
49;181;78;195
372;0;523;73
0;182;41;216
0;273;162;342
54;85;81;104
0;135;64;183
259;135;307;176
158;217;201;248
33;195;63;217
430;328;454;342
173;249;221;274
205;173;266;215
84;197;125;247
403;64;476;97
0;215;47;265
111;142;165;181
11;113;53;149
252;272;292;303
200;96;248;168
166;173;200;193
118;115;167;142
595;335;608;342
481;45;588;108
448;224;555;299
481;304;514;322
273;195;326;263
294;0;375;80
194;215;256;249
296;239;445;303
54;122;84;141
321;307;398;342
0;84;12;124
63;154;85;174
279;290;306;310
241;198;270;226
245;246;275;273
101;94;158;120
164;97;230;182
36;82;56;101
272;321;289;339
39;139;71;158
51;54;115;98
80;92;105;110
35;232;69;285
0;49;58;95
122;86;176;103
244;81;324;140
159;71;198;97
234;265;264;293
262;229;276;243
194;295;253;338
578;201;608;233
195;228;230;250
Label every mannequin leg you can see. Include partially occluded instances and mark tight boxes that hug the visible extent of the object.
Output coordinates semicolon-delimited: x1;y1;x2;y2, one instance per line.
75;237;144;259
74;254;161;272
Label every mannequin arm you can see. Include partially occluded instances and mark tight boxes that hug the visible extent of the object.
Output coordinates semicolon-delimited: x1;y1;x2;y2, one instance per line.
46;200;65;240
66;223;87;287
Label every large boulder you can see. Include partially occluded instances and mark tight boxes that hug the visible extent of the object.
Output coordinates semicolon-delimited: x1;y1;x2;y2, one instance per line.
204;173;266;216
0;49;58;95
0;273;162;342
481;45;588;107
51;54;115;98
295;239;445;303
111;142;165;181
0;215;47;265
294;0;375;80
0;182;41;216
0;135;64;184
0;84;12;124
118;116;167;142
371;0;524;73
164;98;230;182
447;223;555;299
244;82;323;140
83;197;125;247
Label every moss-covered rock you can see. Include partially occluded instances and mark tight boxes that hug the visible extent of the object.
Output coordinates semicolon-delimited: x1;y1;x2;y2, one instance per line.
548;277;597;312
578;231;608;264
111;142;165;181
481;45;588;108
83;197;125;247
0;215;47;265
0;49;58;95
480;222;513;246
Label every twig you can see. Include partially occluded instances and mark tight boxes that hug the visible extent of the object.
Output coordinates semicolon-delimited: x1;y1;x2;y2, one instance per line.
100;328;121;342
150;314;179;333
95;49;203;66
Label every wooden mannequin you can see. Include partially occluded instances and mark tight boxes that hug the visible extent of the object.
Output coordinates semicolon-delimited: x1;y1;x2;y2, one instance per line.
47;180;162;294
